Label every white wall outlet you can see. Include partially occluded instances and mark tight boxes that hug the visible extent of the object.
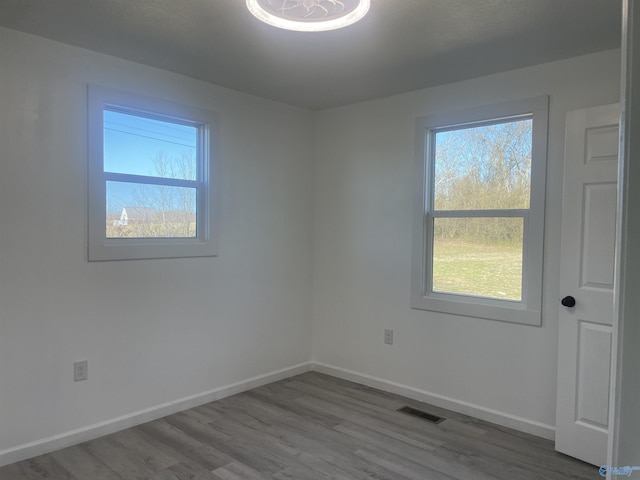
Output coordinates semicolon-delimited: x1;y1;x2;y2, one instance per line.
384;329;393;345
74;360;88;382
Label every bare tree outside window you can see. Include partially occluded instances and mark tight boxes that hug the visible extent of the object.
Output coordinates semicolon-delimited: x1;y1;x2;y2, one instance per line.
106;150;197;239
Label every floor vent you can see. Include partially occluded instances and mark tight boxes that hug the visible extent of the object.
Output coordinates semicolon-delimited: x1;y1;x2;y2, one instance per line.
397;406;445;424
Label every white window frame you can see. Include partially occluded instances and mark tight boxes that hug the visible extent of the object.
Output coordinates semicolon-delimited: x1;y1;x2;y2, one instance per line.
411;96;548;326
87;85;219;261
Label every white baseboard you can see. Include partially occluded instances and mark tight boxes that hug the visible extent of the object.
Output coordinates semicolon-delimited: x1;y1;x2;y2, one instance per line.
0;362;313;467
311;362;556;441
1;360;556;467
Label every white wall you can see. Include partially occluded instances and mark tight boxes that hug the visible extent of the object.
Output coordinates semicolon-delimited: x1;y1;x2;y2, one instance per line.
0;27;314;458
0;23;624;462
613;0;640;466
311;49;621;436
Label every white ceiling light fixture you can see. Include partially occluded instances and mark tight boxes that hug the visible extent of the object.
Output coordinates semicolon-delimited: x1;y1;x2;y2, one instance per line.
247;0;370;32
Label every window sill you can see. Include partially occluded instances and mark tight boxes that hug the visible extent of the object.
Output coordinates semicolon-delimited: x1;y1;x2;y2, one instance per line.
410;293;542;326
88;237;218;261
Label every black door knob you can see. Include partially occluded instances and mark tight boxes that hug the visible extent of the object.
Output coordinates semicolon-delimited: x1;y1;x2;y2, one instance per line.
561;296;576;308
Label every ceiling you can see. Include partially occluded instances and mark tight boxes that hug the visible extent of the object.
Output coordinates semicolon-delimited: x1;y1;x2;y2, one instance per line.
0;0;622;110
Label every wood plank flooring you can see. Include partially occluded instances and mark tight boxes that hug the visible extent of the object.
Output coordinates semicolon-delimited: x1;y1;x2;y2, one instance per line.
0;372;597;479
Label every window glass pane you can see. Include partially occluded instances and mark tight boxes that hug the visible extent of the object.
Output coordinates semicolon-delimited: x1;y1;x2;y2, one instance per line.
104;109;197;180
432;217;523;301
106;181;197;238
434;118;532;211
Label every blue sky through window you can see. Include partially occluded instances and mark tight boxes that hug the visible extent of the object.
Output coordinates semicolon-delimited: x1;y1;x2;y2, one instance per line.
104;109;197;212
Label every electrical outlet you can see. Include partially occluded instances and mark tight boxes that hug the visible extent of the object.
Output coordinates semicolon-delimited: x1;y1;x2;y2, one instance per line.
384;329;393;345
74;360;88;382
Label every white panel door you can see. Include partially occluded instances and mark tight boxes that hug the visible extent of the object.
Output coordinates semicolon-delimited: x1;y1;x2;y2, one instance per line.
555;103;619;466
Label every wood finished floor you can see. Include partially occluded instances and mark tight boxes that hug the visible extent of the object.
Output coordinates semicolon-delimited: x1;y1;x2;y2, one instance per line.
0;372;597;480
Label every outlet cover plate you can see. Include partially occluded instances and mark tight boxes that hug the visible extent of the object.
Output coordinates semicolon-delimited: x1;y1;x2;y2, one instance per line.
74;360;88;382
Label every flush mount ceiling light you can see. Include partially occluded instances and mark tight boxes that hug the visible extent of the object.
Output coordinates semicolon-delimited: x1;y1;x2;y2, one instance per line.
247;0;370;32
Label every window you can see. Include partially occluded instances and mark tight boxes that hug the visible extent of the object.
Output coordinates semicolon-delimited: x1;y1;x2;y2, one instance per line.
411;97;548;325
88;85;218;261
